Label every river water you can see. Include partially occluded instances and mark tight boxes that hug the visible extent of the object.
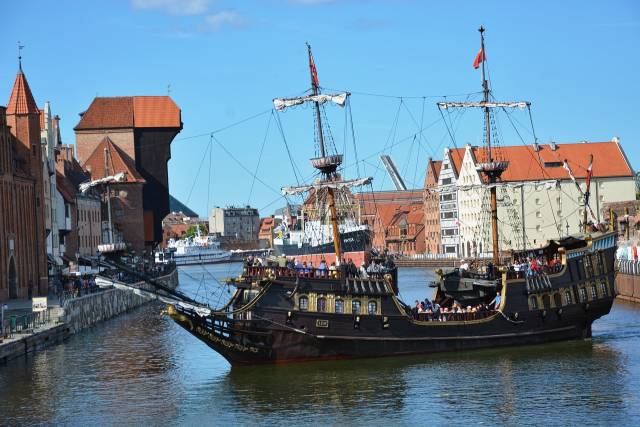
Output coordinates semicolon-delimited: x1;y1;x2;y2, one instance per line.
1;263;640;425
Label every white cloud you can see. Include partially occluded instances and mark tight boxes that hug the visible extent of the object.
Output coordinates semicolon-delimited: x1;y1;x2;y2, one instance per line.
199;11;245;32
131;0;212;16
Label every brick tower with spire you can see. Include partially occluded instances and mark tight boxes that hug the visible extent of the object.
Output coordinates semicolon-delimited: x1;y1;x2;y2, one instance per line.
0;58;48;300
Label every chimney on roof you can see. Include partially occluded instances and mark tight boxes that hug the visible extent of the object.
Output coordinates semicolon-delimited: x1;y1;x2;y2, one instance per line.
549;140;557;151
612;136;620;143
533;142;540;152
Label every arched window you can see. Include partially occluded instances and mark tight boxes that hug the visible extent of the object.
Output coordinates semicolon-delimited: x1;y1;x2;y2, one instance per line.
553;293;562;308
368;301;377;315
335;299;344;313
564;290;573;305
317;297;327;313
529;296;538;309
352;300;361;314
298;296;309;311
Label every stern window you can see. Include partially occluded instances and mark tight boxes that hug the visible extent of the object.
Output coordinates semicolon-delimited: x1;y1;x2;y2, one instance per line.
600;282;608;297
352;300;361;315
564;290;573;305
578;288;587;303
317;297;327;313
368;301;378;315
299;296;309;311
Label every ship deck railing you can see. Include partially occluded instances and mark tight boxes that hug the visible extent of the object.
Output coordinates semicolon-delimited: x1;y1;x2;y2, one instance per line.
413;309;497;322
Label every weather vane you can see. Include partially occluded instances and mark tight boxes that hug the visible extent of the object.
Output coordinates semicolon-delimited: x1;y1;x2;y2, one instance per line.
18;41;24;70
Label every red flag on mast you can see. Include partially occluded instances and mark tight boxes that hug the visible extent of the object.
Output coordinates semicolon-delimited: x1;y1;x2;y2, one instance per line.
473;48;485;69
309;52;319;87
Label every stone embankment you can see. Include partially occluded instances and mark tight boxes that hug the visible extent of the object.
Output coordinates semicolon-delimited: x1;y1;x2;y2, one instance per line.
0;268;178;363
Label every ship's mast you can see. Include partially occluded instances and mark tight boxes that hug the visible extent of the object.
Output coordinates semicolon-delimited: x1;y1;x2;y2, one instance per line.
476;26;506;266
306;43;342;263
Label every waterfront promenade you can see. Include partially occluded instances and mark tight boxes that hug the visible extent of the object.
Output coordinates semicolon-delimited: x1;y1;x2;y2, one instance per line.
0;267;178;363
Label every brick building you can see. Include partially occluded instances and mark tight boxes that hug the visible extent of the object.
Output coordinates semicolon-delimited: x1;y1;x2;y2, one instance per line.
82;136;146;251
74;96;182;249
355;190;423;253
0;65;48;301
385;205;425;255
423;158;442;254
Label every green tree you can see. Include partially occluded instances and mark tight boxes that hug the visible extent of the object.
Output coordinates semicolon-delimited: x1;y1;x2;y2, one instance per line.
185;224;206;239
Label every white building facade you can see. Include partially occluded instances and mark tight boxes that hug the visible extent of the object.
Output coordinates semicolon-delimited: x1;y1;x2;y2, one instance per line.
438;148;462;255
455;140;636;257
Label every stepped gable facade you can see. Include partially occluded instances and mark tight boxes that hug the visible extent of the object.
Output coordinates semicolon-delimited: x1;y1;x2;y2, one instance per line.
0;66;48;301
74;96;182;250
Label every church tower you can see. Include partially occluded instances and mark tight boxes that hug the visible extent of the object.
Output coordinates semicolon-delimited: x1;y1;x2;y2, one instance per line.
5;59;48;295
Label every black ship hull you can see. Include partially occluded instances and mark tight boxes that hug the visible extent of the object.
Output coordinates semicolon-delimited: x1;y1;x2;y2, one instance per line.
273;229;371;257
168;232;618;366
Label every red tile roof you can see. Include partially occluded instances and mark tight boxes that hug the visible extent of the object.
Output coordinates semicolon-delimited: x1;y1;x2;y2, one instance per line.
133;96;181;128
74;96;181;130
7;70;39;115
465;141;633;182
56;171;77;203
82;136;145;184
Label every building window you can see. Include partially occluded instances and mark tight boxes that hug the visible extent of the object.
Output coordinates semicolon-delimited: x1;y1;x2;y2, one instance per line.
352;300;361;314
335;299;344;313
368;301;377;315
317;297;327;313
564;290;573;305
299;296;309;311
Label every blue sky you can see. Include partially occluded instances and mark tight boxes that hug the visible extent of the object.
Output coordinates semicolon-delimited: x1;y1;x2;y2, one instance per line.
2;0;639;217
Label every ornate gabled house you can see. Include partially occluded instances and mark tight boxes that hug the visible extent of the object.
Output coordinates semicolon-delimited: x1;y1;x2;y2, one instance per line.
74;96;182;251
82;136;146;252
423;157;442;254
0;64;48;300
437;147;464;255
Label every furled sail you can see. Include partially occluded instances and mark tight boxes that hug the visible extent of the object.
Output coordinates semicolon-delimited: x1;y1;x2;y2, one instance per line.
273;92;349;111
282;176;372;195
437;101;530;110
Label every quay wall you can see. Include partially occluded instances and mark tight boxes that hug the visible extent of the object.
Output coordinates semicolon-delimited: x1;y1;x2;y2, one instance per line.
0;268;178;363
616;274;640;304
64;268;178;333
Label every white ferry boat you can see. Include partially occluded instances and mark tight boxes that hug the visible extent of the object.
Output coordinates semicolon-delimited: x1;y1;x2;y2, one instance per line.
156;234;232;266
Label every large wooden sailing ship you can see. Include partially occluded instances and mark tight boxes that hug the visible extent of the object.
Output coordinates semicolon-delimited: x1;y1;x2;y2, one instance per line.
155;31;617;365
